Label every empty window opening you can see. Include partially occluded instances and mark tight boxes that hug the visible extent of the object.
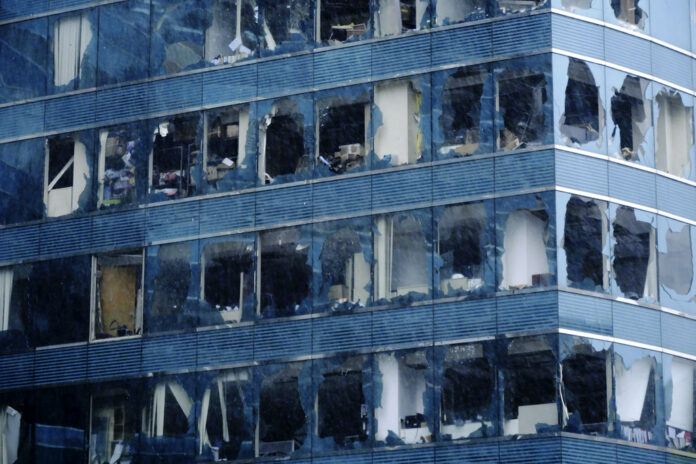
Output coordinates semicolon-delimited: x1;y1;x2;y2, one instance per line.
199;370;253;461
611;0;645;28
436;0;488;24
91;388;137;464
611;76;650;161
659;225;693;296
45;134;90;217
151;116;199;199
498;0;543;14
438;203;486;294
613;207;656;300
260;0;311;51
561;60;602;145
205;107;249;187
375;213;429;301
206;0;256;65
375;0;421;36
317;357;368;446
374;80;422;166
498;72;547;149
259;102;305;184
665;357;694;450
655;90;693;178
503;337;557;435
143;380;193;438
202;241;254;323
440;343;495;440
150;243;192;328
319;0;370;43
563;196;608;290
91;251;143;340
32;387;88;463
440;67;486;156
53;13;91;87
320;227;370;307
375;350;431;444
318;100;369;174
561;342;610;434
98;127;137;208
500;209;550;289
258;364;307;457
615;352;657;443
258;228;311;317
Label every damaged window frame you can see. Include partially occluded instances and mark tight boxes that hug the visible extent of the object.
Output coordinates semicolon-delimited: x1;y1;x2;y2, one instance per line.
497;193;555;291
315;85;372;177
502;335;559;436
557;57;605;151
89;249;145;341
373;76;429;168
560;335;612;436
257;361;311;458
204;0;258;67
373;209;432;304
313;217;372;313
438;341;497;440
558;193;610;292
662;354;696;452
374;348;434;446
44;131;94;218
495;57;552;151
657;217;696;314
606;0;647;30
374;0;429;37
316;0;372;45
654;87;695;180
199;234;256;326
258;96;312;186
435;200;495;297
258;0;314;56
611;205;657;302
149;113;202;201
434;0;493;25
48;9;97;94
552;0;603;20
434;64;493;159
497;0;547;15
97;122;145;210
607;71;653;164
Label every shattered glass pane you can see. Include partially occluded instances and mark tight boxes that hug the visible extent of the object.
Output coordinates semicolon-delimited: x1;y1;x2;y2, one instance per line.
375;0;429;36
562;195;608;292
663;354;695;451
259;0;313;55
559;59;604;149
498;0;546;15
48;10;98;94
46;131;95;218
150;0;207;75
98;122;147;210
609;74;651;163
654;89;694;179
205;0;258;66
608;0;647;29
612;206;657;301
657;218;696;313
319;0;371;45
434;0;491;25
150;114;201;201
90;380;141;464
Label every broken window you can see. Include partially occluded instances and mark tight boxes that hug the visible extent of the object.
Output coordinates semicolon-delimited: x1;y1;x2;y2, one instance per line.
438;66;489;157
258;0;313;55
612;206;656;301
558;0;597;15
205;0;257;66
502;336;558;435
150;0;206;75
655;89;694;179
258;227;312;318
200;237;255;325
204;105;253;192
498;0;545;14
315;218;372;311
91;250;144;340
439;342;496;440
150;115;200;200
316;355;370;448
374;211;430;302
610;0;645;28
435;0;490;25
374;0;427;36
560;59;603;147
614;345;659;444
198;369;255;461
141;375;197;459
0;18;49;104
318;0;371;44
50;11;96;91
610;75;651;162
98;124;142;209
374;78;425;166
499;202;552;290
560;336;611;435
0;138;45;225
45;133;92;218
146;242;196;333
437;202;490;296
657;219;696;312
317;90;370;175
663;355;695;451
497;68;549;150
0;265;30;354
0;391;33;464
562;195;608;291
374;349;432;445
258;98;308;185
90;382;140;464
258;362;309;457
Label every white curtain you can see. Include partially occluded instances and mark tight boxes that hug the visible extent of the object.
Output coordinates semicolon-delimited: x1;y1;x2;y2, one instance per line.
54;14;91;86
0;406;21;464
615;356;653;422
667;357;694;431
0;269;13;331
501;210;548;289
